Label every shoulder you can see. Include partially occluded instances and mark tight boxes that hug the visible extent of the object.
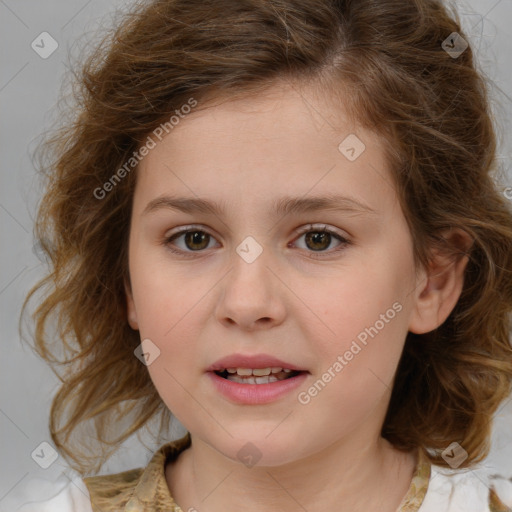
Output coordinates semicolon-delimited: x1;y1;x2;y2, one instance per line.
11;468;145;512
81;434;190;511
82;468;144;510
12;474;93;512
419;463;512;512
12;434;190;512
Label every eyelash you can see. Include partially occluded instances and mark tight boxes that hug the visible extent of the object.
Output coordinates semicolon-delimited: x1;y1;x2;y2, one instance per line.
162;223;351;260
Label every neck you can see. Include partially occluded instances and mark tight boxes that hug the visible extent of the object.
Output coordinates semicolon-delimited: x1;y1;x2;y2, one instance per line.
166;429;417;512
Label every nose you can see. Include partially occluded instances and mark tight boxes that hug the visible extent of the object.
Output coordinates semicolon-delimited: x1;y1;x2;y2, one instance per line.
214;247;286;331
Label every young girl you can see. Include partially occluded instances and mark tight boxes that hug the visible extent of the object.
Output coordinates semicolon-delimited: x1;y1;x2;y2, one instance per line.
16;0;512;510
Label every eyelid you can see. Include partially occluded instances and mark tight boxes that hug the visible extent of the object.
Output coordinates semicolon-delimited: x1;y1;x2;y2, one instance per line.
165;223;349;240
164;224;217;239
163;223;351;258
291;223;348;239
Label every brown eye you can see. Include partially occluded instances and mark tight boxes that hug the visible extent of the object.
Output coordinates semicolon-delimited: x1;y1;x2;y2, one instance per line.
164;228;218;255
291;224;351;259
182;230;210;251
304;231;332;251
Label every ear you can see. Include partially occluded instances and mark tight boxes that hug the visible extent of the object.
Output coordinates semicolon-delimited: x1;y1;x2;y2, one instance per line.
408;228;473;334
124;276;139;330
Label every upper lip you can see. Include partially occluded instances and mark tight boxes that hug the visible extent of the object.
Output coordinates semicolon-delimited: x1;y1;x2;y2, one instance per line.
207;354;307;372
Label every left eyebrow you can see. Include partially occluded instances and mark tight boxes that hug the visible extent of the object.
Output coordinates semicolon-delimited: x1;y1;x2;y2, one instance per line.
273;194;378;217
142;193;378;218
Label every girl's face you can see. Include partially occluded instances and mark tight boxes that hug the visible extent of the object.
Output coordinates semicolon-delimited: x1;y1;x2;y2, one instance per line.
126;81;427;466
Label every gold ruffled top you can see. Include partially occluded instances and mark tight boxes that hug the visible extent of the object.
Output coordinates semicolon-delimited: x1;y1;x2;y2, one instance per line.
83;433;509;512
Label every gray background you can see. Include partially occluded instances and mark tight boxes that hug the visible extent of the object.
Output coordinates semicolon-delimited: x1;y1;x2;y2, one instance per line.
1;0;512;509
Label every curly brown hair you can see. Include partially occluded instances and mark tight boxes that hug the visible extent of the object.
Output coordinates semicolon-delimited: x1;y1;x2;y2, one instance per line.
21;0;512;475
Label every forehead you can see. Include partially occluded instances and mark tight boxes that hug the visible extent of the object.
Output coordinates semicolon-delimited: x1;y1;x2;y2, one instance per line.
134;81;397;218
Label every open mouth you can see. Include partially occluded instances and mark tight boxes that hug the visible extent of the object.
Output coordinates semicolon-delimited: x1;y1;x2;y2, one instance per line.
214;367;302;384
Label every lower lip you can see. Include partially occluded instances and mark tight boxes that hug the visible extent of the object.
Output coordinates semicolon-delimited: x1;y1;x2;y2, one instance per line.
207;371;309;405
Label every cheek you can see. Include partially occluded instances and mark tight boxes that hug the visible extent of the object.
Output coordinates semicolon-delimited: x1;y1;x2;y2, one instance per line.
296;262;406;353
130;252;202;335
295;361;393;449
295;304;408;439
133;281;205;420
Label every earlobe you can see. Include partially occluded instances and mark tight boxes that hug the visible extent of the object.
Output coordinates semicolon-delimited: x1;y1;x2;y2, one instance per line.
408;228;473;335
124;277;139;330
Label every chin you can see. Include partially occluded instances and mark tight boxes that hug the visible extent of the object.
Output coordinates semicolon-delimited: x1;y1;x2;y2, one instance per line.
203;429;306;468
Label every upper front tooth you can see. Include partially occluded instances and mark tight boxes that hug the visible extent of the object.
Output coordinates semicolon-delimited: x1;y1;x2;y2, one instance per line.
252;368;271;376
236;368;253;376
271;367;283;373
